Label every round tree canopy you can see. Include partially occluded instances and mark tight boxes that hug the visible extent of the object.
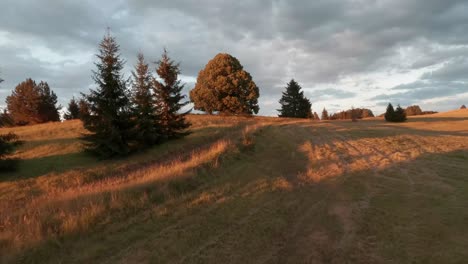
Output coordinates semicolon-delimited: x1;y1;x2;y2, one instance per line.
190;53;259;115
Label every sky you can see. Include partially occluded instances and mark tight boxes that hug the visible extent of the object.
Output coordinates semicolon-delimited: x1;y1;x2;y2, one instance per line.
1;0;468;116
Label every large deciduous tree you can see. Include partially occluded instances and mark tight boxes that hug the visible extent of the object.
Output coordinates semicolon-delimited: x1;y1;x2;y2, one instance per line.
153;49;190;139
81;32;134;157
405;105;422;116
190;53;259;115
278;79;312;118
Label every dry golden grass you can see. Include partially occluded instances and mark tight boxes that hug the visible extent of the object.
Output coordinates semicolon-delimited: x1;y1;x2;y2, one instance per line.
0;112;467;263
420;108;468;118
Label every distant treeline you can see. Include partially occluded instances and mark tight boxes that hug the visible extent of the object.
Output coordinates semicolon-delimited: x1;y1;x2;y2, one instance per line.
328;108;374;120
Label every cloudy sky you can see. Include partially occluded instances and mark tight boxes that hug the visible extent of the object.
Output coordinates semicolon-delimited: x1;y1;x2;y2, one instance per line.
1;0;467;116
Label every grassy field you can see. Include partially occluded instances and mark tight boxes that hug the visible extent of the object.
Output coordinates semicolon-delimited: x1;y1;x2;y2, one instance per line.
1;111;467;263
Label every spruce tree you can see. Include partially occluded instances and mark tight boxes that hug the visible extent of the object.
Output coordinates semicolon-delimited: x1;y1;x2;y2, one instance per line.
81;32;134;157
64;97;80;120
321;108;329;120
313;112;320;120
37;81;61;122
131;53;160;146
153;49;191;139
384;103;395;122
78;98;90;119
394;104;407;122
278;79;312;118
385;103;407;122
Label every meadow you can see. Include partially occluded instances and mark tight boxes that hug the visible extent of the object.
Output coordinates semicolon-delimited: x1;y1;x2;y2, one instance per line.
1;111;467;263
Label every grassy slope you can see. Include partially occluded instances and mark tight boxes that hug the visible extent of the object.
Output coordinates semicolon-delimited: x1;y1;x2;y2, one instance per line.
1;113;468;263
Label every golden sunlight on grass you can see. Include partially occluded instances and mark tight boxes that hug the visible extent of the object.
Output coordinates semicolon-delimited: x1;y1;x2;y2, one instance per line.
1;112;467;263
298;129;468;183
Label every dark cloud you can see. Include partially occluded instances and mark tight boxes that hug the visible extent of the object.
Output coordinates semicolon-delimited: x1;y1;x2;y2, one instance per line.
1;0;468;115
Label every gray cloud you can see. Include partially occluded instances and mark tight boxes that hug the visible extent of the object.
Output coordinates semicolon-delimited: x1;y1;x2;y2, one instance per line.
306;88;356;101
1;0;468;115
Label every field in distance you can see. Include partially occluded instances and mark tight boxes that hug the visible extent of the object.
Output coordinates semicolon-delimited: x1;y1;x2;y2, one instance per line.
1;110;468;263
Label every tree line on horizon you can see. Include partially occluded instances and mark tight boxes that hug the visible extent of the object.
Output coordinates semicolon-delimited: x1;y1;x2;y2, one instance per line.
0;31;263;160
1;30;467;163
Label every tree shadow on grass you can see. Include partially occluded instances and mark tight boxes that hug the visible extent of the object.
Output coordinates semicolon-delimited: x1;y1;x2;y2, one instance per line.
0;151;97;181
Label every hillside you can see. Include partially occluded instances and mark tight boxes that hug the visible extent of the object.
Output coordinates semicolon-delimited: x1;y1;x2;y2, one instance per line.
1;114;468;263
415;108;468;118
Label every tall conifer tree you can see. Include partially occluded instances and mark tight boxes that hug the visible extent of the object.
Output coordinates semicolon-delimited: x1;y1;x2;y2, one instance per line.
394;104;407;122
37;81;61;122
64;97;80;120
81;31;134;157
313;112;320;120
153;49;190;139
131;53;160;145
278;79;312;118
384;103;395;122
78;98;90;119
321;108;329;120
